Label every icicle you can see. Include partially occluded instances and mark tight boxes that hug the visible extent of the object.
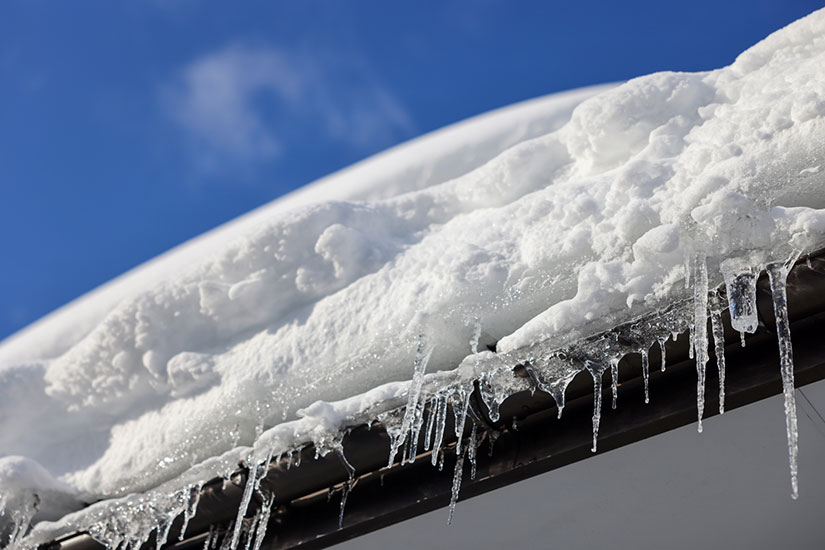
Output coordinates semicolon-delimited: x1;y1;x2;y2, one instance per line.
178;482;204;541
423;395;438;451
156;518;174;550
587;364;604;453
210;523;219;549
693;254;709;433
407;394;427;463
452;390;471;456
387;337;434;467
250;493;274;550
256;448;276;490
688;324;695;360
202;526;215;550
447;447;466;525
243;516;256;550
658;338;667;372
402;436;411;465
740;331;747;348
610;357;619;410
767;255;801;499
218;520;235;550
336;449;356;529
709;292;726;414
468;422;478;481
684;254;692;289
230;462;261;550
7;492;39;547
431;396;448;467
641;349;650;404
554;390;566;419
806;256;812;269
723;267;759;334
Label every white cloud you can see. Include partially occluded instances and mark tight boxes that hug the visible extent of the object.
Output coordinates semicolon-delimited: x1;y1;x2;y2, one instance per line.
162;44;415;173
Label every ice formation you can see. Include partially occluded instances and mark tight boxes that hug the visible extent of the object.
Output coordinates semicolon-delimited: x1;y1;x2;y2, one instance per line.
4;7;825;549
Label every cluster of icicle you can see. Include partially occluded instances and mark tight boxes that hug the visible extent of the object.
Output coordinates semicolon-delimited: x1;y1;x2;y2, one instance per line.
376;249;806;526
10;251;807;550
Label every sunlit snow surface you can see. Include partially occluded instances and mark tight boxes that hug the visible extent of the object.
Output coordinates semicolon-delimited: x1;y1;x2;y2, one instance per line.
4;7;825;548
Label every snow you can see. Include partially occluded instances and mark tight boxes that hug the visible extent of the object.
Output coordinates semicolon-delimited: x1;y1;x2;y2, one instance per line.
4;7;825;548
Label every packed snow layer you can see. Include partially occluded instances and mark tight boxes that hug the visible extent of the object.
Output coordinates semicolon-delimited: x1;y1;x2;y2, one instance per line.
5;6;825;544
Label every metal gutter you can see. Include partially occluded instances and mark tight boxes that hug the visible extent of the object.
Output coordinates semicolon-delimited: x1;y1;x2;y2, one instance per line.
43;252;825;550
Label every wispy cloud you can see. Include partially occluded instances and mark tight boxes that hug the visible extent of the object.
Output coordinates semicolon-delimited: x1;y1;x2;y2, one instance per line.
162;43;415;174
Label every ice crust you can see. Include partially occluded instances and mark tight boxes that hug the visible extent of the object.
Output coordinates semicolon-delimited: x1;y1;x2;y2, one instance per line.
4;8;825;548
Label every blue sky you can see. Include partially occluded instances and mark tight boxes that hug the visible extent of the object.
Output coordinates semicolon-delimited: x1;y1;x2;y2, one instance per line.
0;0;822;341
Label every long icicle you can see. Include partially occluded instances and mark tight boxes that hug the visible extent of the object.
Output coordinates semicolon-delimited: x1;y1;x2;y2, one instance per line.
641;349;650;404
230;461;261;550
453;390;471;457
251;492;274;550
431;395;447;467
202;525;215;550
178;482;204;541
336;448;356;529
709;292;727;414
767;254;801;499
468;421;478;481
658;337;667;372
693;253;709;433
610;357;619;410
588;364;604;452
447;445;466;525
408;396;427;464
423;395;438;451
388;337;434;467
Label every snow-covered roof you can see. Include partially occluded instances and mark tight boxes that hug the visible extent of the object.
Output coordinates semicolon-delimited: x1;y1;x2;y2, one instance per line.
3;7;825;549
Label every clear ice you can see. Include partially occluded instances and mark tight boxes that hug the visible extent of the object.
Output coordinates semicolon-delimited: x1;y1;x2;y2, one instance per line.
178;482;204;541
387;338;434;467
641;349;650;404
431;395;448;467
336;448;356;528
251;492;274;550
229;461;261;550
452;390;470;456
468;422;479;481
4;492;39;547
767;256;801;499
693;254;709;433
610;358;619;410
447;445;466;526
709;292;726;414
587;363;605;453
723;267;759;334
